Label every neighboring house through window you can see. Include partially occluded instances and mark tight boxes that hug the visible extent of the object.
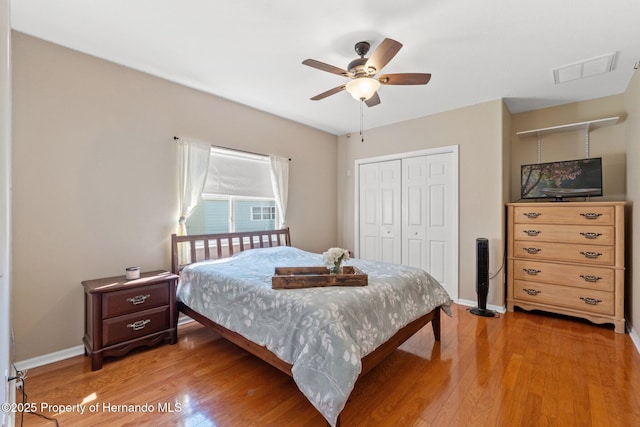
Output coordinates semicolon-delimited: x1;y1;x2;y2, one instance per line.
185;147;278;234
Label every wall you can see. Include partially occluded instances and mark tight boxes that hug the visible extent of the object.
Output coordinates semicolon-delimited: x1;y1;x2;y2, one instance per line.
624;69;639;338
510;95;627;203
337;99;507;307
11;32;338;361
1;0;12;423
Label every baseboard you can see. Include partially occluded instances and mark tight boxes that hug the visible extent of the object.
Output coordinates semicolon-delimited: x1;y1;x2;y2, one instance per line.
14;317;194;371
456;298;506;314
14;345;84;371
629;323;640;355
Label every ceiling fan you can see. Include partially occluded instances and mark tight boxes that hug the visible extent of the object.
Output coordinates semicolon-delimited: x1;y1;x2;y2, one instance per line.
302;38;431;107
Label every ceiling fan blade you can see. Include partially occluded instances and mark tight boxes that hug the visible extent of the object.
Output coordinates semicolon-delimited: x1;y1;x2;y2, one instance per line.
302;59;350;77
365;92;381;107
365;38;403;74
310;85;346;101
378;73;432;85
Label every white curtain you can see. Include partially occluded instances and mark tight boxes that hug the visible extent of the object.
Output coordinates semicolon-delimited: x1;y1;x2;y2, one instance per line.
269;155;289;229
177;138;211;236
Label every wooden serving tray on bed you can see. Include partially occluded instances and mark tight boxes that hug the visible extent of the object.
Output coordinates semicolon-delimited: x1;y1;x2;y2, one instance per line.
272;266;368;289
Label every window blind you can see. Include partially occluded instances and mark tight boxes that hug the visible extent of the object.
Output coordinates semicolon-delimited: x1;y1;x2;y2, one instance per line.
202;148;274;198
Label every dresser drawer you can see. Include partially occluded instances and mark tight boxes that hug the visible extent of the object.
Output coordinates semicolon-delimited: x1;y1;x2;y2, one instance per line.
513;206;614;225
513;224;614;245
102;306;170;347
514;280;613;315
102;282;170;319
513;260;614;291
514;241;614;265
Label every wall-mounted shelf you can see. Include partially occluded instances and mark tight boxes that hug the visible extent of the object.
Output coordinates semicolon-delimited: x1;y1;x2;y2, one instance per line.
516;116;619;161
516;116;619;138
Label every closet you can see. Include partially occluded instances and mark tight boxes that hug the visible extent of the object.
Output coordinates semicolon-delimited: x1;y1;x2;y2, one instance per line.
356;147;458;299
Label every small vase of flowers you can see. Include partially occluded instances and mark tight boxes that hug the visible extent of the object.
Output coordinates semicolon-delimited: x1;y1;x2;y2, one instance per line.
322;247;350;274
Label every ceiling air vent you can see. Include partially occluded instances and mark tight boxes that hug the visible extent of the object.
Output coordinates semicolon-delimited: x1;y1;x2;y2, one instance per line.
553;52;616;84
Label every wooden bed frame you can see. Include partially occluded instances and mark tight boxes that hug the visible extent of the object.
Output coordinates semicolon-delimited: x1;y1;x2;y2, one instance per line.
171;228;441;426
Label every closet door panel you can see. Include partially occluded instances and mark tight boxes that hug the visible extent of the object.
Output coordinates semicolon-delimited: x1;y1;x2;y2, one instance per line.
382;237;400;264
425;154;454;290
429;240;446;283
406;238;423;267
359;163;380;261
402;153;455;290
407;186;423;226
379;160;402;264
429;184;445;227
402;156;428;269
358;160;401;263
381;188;395;224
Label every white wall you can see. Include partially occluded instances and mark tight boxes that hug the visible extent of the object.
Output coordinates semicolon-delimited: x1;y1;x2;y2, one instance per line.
0;0;12;425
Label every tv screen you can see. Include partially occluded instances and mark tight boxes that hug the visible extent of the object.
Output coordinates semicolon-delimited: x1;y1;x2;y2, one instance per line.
520;157;603;200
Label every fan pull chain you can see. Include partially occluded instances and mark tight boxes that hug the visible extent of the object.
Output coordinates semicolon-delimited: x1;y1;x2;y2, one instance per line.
360;100;364;142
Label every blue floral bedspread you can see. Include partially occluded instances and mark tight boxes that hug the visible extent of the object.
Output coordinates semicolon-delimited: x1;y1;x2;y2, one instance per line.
176;246;451;426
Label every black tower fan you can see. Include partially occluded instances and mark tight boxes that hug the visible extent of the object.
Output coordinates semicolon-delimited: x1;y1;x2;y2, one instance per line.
470;238;496;317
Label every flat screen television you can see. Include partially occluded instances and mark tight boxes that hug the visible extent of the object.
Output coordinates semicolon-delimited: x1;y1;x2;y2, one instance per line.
520;157;603;201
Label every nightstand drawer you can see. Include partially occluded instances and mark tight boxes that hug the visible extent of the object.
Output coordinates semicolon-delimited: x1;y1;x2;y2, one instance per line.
102;283;170;318
514;280;613;315
513;259;614;291
513;224;614;245
102;306;170;347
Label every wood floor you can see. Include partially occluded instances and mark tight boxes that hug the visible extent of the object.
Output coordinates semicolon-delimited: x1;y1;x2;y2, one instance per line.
16;303;640;426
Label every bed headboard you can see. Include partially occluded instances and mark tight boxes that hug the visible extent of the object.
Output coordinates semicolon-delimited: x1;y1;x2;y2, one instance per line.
171;227;291;274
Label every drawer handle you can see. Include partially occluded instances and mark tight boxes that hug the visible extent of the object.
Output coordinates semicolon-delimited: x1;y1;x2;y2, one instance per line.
523;288;541;296
126;294;150;305
580;212;602;220
127;319;151;331
580;274;603;283
580;297;602;305
523;212;542;219
523;247;541;255
523;230;541;237
580;232;603;240
580;251;602;259
523;268;541;276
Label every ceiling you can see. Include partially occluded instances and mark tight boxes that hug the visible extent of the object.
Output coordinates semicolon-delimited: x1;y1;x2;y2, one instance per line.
10;0;640;136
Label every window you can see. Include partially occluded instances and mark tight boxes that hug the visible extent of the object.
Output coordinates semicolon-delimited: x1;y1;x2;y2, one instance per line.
251;206;276;221
185;147;278;234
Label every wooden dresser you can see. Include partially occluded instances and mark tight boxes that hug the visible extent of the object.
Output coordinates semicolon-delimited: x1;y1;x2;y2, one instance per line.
506;201;626;333
82;270;179;370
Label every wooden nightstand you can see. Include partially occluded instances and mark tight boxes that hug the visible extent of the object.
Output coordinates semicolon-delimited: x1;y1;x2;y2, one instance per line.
82;270;179;371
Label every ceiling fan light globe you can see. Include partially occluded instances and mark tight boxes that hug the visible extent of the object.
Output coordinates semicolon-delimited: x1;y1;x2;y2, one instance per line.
346;77;380;101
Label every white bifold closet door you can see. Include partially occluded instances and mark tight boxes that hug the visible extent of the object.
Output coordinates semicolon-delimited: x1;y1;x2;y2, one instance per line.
357;149;457;300
402;153;455;291
358;160;402;264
